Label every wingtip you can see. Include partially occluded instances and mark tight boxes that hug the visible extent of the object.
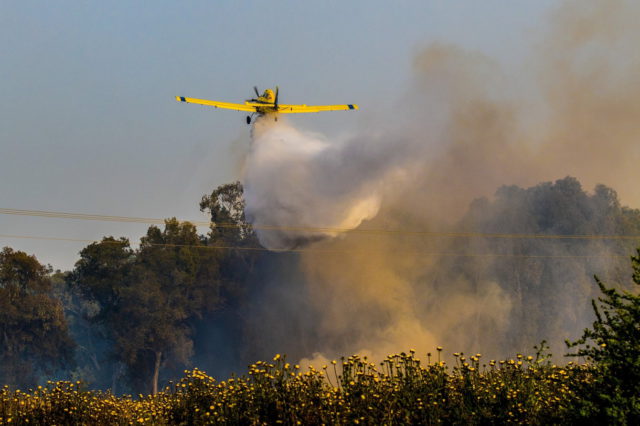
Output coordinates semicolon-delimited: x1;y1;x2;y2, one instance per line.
175;96;186;102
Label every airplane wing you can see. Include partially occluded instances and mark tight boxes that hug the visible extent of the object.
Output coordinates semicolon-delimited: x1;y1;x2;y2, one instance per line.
175;96;257;112
276;104;359;113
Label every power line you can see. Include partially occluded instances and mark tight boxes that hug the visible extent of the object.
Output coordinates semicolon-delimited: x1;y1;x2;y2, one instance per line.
0;233;631;259
2;207;640;241
0;208;175;225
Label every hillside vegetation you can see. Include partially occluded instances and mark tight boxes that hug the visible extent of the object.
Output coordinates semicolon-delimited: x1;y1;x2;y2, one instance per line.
2;248;640;424
2;178;640;423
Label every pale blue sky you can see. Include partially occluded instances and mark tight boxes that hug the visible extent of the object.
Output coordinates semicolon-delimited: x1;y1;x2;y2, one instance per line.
0;1;556;269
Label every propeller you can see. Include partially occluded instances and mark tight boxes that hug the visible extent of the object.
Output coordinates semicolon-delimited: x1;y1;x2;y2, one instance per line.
254;86;260;97
274;86;279;110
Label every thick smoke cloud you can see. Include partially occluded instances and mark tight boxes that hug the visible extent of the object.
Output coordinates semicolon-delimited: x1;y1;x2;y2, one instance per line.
243;119;409;249
240;0;640;365
535;0;640;205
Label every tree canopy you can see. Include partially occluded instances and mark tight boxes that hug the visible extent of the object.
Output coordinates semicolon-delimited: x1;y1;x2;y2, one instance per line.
69;221;225;394
0;247;75;388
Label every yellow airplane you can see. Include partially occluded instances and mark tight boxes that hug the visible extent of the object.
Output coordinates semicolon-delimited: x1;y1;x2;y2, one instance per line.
176;86;358;124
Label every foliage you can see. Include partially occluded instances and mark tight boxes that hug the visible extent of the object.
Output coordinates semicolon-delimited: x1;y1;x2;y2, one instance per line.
66;237;134;392
60;182;262;393
198;180;260;302
0;248;75;389
200;181;256;245
566;249;640;423
0;350;595;425
68;221;224;394
7;176;640;422
50;270;109;388
69;236;134;322
451;177;640;356
122;219;222;394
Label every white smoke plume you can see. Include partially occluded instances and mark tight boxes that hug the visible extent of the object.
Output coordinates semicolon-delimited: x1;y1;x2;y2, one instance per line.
239;0;640;365
243;118;408;249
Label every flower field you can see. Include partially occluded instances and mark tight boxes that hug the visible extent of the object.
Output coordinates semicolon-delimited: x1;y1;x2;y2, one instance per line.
0;349;595;425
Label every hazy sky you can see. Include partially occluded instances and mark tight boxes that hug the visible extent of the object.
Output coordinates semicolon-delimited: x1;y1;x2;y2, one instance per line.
1;1;556;269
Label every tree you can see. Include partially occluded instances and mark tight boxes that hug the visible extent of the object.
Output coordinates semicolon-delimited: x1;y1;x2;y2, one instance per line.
70;223;223;394
454;177;640;356
52;269;107;388
567;249;640;422
0;247;75;388
200;181;257;245
199;181;260;302
67;237;134;392
121;219;222;394
70;237;134;322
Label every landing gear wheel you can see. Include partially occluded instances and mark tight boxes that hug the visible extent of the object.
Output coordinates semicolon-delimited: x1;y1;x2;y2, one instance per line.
246;116;251;125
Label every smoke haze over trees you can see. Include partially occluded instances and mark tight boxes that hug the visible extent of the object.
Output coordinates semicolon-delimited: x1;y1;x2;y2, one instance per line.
3;0;640;396
241;177;640;366
2;177;640;394
235;0;640;368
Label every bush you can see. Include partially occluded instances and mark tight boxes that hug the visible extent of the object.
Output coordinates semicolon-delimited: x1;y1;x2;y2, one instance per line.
566;248;640;423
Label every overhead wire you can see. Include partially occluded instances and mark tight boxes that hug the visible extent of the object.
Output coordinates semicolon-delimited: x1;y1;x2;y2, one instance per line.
2;207;640;241
0;233;632;259
0;207;638;259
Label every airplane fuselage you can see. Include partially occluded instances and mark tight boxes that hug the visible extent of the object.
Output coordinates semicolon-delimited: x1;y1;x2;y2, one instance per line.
247;89;278;115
